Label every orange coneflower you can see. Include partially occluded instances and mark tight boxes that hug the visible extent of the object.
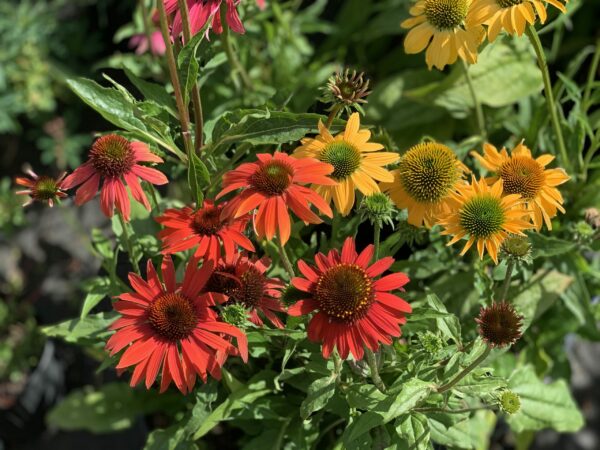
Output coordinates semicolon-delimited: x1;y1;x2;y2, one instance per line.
288;238;411;360
217;152;335;244
471;142;570;230
15;168;67;207
438;177;533;264
203;253;285;328
62;134;168;221
293;113;398;216
156;199;254;263
106;256;248;394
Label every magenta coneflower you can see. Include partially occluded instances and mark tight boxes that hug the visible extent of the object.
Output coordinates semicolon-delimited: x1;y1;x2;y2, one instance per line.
165;0;265;38
129;31;166;55
15;169;67;207
62;135;168;221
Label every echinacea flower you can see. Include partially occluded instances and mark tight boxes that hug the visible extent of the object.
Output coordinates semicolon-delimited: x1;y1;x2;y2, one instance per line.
217;152;335;245
166;0;265;38
438;177;533;264
129;31;166;55
322;68;372;114
62;135;168;221
288;238;411;360
15;169;67;207
203;253;285;328
293;113;398;216
106;256;248;394
469;0;567;41
475;302;523;348
156;200;254;263
471;142;569;230
380;142;468;227
401;0;484;70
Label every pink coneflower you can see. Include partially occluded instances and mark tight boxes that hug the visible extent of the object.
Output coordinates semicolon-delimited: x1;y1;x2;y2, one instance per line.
156;199;254;263
62;135;168;221
165;0;265;38
129;31;167;55
15;169;67;207
106;256;248;394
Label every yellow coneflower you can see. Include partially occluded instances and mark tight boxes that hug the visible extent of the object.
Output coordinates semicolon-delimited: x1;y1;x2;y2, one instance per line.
468;0;568;41
471;142;570;230
380;142;468;228
401;0;484;70
293;113;399;216
438;177;533;264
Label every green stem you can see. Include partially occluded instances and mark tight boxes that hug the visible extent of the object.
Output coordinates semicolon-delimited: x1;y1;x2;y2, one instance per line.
333;350;343;380
461;59;487;142
583;39;600;111
177;0;204;154
437;346;491;394
499;259;515;303
277;237;295;279
414;406;495;414
220;6;253;91
364;347;386;393
149;184;161;215
118;214;140;275
157;0;193;159
373;224;381;261
525;25;570;171
325;104;342;129
139;0;157;61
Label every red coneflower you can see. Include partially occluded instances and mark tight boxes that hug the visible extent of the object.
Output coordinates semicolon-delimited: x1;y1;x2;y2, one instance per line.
105;256;248;394
217;152;335;245
288;238;411;360
203;253;285;328
166;0;266;38
62;135;168;221
156;200;254;263
15;168;67;207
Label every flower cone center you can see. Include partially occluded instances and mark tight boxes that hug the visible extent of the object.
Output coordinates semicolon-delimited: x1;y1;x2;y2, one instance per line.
234;267;266;308
399;143;459;203
192;205;224;236
315;264;373;323
251;161;293;196
499;156;544;200
90;134;135;178
33;176;59;200
148;293;197;341
424;0;468;30
320;142;361;180
459;194;505;238
476;302;523;348
205;265;240;297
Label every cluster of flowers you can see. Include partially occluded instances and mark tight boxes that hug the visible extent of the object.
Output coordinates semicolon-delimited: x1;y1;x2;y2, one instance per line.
403;0;567;69
15;105;568;392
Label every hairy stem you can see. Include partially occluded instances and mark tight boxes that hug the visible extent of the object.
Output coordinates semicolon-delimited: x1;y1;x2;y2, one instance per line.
157;0;194;158
220;6;253;91
525;25;570;172
499;259;515;303
373;224;381;261
462;59;487;142
437;346;491;394
177;0;204;153
118;214;140;275
325;104;342;129
364;347;387;393
277;237;295;279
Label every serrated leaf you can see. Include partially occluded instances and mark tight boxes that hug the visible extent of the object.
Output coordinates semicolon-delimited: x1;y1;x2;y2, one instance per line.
300;375;336;419
42;312;116;344
395;413;430;450
507;365;584;433
124;68;178;118
177;32;205;105
527;232;577;258
429;411;496;450
187;151;210;204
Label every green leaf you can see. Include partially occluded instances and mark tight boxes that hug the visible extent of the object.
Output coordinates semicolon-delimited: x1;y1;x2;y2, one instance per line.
187;151;210;205
527;232;577;258
192;372;273;439
80;277;113;319
66;77;185;160
342;379;433;443
507;365;584;433
124;68;178;118
207;109;345;156
47;383;177;433
177;32;205;105
429;411;497;449
425;293;462;345
300;375;336;419
42;312;116;344
395;413;430;450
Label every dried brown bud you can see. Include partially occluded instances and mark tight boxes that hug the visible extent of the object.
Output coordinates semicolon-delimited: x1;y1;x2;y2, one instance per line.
322;68;371;110
475;302;523;348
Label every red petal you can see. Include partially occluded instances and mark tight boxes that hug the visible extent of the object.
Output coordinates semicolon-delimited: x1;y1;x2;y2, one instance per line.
287;299;318;316
373;273;410;291
366;257;395;278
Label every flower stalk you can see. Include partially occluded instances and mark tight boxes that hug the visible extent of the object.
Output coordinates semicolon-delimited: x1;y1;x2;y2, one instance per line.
157;0;194;159
277;237;295;279
364;347;386;393
525;25;570;172
437;346;491;394
220;5;253;91
462;59;487;142
118;213;140;275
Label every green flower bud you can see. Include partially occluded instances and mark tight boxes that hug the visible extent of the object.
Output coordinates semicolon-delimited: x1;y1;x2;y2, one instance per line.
499;390;521;414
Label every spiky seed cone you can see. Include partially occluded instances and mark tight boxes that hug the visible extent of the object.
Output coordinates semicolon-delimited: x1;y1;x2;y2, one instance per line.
475;302;523;348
